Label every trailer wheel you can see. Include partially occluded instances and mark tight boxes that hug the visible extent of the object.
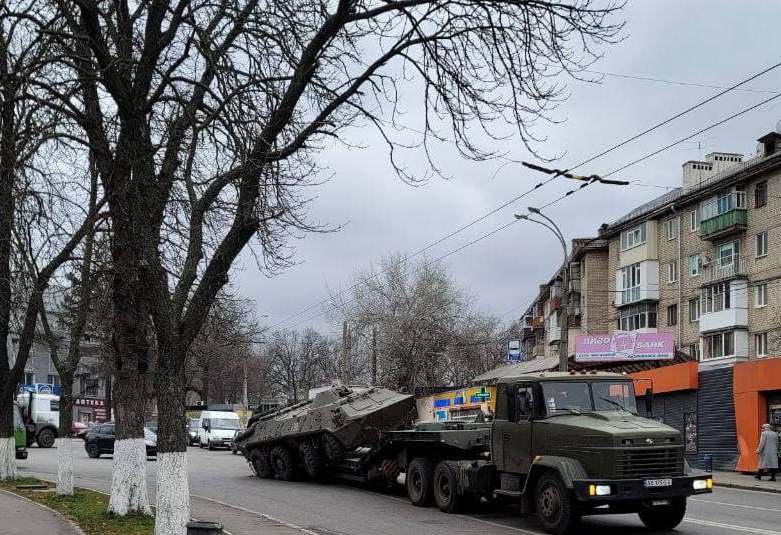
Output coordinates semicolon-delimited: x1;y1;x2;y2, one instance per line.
270;445;299;481
250;448;274;479
534;472;580;535
322;433;345;462
433;461;461;513
37;427;56;448
406;457;434;507
299;441;326;480
638;497;686;531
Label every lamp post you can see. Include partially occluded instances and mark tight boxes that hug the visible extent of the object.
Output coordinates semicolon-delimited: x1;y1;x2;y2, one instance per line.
515;208;570;372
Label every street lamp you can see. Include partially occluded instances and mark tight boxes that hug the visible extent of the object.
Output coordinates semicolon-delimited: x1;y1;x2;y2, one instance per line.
515;209;570;372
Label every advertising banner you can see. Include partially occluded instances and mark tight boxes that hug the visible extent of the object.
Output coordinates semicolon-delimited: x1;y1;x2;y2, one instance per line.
575;331;674;362
507;340;523;362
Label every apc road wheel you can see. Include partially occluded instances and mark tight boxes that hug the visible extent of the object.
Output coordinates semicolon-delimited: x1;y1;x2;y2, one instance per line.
299;441;326;480
406;457;434;507
251;448;274;479
86;444;101;459
322;433;345;462
37;428;56;448
270;445;299;481
433;461;461;513
535;473;580;535
638;497;687;531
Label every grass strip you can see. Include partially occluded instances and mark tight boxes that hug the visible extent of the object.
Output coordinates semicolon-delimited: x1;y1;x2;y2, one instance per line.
0;477;154;535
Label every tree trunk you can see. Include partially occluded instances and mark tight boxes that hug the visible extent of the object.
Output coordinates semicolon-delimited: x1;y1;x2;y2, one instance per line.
56;372;75;495
108;374;151;515
154;360;189;535
0;394;15;480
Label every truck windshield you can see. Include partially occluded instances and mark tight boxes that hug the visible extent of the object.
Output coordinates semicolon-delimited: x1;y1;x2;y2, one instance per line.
212;419;239;430
541;381;637;415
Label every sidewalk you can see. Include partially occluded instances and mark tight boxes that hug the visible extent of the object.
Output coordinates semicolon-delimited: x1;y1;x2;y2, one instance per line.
712;470;781;493
0;489;83;535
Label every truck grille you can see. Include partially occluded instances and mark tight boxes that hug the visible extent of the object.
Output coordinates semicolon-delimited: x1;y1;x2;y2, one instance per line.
615;447;684;478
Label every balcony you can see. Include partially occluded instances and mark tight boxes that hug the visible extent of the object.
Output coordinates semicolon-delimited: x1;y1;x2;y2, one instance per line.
549;296;562;311
547;326;562;344
700;255;747;285
700;208;747;240
569;278;581;293
532;316;545;329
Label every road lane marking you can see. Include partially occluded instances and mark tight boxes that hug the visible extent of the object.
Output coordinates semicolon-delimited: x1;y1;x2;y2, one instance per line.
191;493;321;535
459;515;544;534
685;518;781;534
691;498;781;514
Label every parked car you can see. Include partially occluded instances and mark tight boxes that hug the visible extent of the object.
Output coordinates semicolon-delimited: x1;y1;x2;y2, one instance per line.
196;410;240;450
230;429;242;455
187;418;199;446
84;423;157;459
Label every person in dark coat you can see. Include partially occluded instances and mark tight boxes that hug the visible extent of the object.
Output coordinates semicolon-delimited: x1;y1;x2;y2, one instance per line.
755;423;778;481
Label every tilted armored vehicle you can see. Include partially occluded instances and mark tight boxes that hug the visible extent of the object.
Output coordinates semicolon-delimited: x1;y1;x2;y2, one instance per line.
236;382;416;481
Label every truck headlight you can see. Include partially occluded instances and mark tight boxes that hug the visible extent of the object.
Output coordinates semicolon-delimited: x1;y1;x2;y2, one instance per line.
588;484;612;496
693;478;712;490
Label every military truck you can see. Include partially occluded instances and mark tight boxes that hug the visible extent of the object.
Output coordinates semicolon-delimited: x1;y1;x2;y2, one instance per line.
238;373;713;534
14;402;28;459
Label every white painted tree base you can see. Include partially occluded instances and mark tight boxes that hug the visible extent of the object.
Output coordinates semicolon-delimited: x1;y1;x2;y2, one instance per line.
108;438;151;515
57;437;74;495
0;437;16;480
155;452;190;535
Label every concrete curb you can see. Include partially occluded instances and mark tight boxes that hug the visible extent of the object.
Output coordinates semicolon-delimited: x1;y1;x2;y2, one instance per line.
0;488;87;535
33;477;237;535
714;481;781;494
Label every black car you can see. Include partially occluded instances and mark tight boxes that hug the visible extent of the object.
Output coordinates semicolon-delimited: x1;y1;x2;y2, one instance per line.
84;423;157;458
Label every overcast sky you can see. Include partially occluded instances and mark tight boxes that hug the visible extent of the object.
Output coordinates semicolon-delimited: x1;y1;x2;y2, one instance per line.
233;0;781;337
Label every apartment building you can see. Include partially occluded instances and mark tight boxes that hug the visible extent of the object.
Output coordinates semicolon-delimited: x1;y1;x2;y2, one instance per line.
510;125;781;472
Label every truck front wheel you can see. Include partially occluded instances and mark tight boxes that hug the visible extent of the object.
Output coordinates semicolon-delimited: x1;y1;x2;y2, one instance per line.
251;448;274;479
37;428;56;448
406;457;434;507
534;473;580;535
638;497;686;531
433;462;460;513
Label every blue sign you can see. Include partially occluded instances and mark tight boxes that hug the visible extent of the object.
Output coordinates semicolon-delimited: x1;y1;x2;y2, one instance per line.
18;383;62;396
507;340;523;362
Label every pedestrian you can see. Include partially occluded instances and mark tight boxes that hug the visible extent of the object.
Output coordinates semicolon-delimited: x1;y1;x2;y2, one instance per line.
755;423;778;481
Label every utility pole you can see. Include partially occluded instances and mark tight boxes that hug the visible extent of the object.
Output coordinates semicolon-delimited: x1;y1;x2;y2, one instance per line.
341;321;351;384
371;326;378;385
242;353;248;410
516;208;569;372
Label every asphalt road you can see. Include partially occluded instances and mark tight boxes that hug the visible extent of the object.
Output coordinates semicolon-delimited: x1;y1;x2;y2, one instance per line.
18;444;781;535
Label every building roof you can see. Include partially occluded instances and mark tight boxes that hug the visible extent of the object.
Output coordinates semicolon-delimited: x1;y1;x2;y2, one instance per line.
472;355;560;383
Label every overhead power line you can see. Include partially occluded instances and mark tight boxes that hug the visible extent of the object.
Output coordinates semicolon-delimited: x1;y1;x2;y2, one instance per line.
269;61;781;331
585;69;780;95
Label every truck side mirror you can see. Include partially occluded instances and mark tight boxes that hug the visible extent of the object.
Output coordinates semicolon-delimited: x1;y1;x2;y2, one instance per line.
645;387;653;415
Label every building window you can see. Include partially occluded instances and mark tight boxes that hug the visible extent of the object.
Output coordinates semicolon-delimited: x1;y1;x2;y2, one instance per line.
755;332;768;357
689;298;700;322
620;222;647;251
755;283;768;307
703;331;735;359
689;343;701;361
702;282;731;313
24;372;34;384
756;231;768;258
668;261;678;283
756;180;767;208
688;254;701;277
666;218;678;240
617;303;657;332
689;209;700;232
620;263;642;304
667;304;678;326
47;374;60;387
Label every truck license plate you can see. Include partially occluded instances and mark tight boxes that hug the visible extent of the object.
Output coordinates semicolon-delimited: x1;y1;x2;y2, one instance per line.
644;479;672;488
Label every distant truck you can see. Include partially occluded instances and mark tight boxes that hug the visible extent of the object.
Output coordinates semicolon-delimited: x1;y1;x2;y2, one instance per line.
16;392;60;448
238;373;713;535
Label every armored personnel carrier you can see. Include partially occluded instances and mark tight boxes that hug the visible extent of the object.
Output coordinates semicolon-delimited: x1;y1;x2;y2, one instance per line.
236;382;415;481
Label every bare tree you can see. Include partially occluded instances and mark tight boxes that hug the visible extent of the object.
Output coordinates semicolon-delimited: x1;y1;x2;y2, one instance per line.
36;1;623;531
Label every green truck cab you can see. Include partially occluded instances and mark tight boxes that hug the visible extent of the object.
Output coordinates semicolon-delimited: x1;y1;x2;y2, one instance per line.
390;372;713;534
14;402;28;460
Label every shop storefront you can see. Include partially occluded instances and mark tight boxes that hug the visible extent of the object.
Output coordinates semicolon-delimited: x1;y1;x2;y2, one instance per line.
733;357;781;472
